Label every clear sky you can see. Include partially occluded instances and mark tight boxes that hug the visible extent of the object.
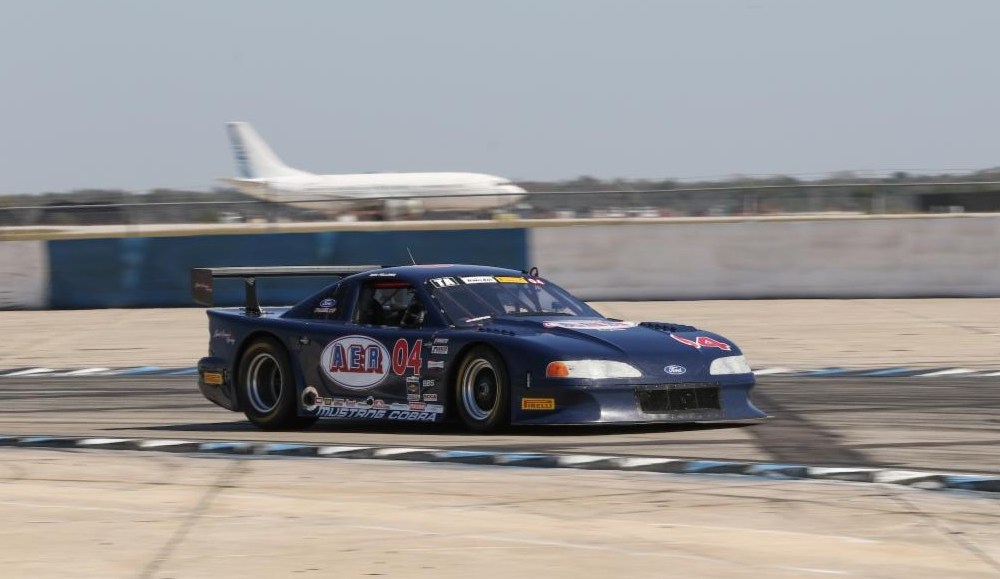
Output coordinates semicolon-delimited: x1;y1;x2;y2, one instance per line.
1;0;998;193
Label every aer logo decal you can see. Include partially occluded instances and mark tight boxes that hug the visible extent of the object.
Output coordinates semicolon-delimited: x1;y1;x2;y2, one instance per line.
320;336;424;390
320;335;390;389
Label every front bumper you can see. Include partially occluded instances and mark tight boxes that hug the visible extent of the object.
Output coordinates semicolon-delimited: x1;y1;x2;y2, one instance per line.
511;378;764;425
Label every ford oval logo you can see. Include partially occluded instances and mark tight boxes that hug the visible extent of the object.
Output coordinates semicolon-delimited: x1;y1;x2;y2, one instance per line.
664;365;686;375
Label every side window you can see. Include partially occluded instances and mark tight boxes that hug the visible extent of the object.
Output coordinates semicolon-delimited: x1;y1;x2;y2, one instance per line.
354;281;427;328
310;283;348;320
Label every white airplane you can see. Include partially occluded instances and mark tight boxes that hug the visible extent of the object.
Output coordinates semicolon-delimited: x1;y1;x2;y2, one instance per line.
220;121;527;217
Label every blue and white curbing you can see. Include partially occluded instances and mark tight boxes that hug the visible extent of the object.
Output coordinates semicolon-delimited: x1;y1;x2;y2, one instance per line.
1;434;998;494
753;367;1000;378
0;366;200;377
3;366;1000;378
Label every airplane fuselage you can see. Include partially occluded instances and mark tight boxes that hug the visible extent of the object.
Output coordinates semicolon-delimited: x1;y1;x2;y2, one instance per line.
223;122;527;215
229;171;527;212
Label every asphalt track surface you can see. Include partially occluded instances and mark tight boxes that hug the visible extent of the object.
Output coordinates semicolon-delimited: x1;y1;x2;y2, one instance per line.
3;375;999;474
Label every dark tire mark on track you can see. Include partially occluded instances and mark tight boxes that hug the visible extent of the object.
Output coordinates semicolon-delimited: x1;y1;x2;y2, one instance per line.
2;375;1000;473
749;389;871;466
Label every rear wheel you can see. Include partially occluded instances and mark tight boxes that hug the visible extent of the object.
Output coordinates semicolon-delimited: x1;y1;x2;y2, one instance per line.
454;346;510;432
237;337;317;430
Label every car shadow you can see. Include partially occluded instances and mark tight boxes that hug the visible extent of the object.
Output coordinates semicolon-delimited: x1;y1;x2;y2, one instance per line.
115;420;751;437
105;422;260;433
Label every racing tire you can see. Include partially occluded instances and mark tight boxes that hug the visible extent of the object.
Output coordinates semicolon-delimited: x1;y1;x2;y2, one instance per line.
237;337;317;430
454;346;510;433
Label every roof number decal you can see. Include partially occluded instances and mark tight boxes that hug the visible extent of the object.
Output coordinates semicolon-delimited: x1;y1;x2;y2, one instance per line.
429;277;459;288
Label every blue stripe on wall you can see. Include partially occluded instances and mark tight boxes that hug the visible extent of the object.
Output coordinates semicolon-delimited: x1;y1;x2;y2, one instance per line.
48;229;527;308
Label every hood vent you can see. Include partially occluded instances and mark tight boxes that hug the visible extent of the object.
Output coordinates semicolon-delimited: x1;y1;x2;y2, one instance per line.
639;321;698;333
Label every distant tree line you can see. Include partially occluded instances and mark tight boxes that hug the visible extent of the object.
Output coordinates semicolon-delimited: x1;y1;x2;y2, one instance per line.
3;168;1000;225
516;168;1000;217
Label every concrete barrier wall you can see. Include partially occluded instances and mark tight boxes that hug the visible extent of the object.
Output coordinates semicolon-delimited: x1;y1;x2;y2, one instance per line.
529;216;1000;299
44;229;527;308
2;215;999;308
0;240;48;309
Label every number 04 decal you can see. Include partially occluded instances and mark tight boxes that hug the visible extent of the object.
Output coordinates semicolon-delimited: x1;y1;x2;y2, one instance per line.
392;339;423;375
671;335;731;351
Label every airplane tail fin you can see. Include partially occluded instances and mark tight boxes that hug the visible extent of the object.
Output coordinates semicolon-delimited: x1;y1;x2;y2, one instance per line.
225;121;309;179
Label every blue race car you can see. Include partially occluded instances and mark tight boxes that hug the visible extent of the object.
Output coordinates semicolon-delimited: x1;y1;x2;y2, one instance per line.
192;264;765;432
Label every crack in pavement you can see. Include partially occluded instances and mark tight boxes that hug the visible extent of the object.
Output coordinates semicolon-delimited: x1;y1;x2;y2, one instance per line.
137;458;248;579
882;488;1000;574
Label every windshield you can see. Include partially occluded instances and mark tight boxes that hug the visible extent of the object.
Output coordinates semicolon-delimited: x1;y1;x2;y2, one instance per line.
427;274;601;326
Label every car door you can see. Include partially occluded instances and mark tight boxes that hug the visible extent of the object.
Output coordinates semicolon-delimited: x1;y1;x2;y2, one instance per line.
297;278;445;422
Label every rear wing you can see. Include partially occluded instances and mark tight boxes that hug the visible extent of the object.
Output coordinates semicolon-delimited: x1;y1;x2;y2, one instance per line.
191;265;382;315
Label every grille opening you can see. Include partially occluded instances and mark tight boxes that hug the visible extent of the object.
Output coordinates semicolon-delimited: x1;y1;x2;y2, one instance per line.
637;385;721;414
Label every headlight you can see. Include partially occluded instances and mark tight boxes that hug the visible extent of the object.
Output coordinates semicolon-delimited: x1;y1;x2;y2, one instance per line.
709;355;752;375
546;360;642;379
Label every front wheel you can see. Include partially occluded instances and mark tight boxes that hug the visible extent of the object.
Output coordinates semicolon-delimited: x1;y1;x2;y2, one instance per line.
454;346;510;432
237;337;316;430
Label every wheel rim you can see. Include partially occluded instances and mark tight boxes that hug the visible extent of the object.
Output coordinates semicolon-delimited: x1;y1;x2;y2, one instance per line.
460;359;498;421
246;352;283;414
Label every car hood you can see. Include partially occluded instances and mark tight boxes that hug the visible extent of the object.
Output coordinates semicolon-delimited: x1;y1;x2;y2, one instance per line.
486;316;744;378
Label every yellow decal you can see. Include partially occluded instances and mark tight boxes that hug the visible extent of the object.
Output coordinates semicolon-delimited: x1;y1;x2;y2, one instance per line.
495;276;528;284
521;397;556;410
203;371;224;385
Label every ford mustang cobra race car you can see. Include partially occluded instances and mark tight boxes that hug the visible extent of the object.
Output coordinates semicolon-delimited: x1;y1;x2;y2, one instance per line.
192;264;765;432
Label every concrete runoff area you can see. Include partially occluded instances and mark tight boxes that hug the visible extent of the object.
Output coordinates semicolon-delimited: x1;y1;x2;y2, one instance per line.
3;298;1000;370
2;301;1000;577
2;448;999;578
